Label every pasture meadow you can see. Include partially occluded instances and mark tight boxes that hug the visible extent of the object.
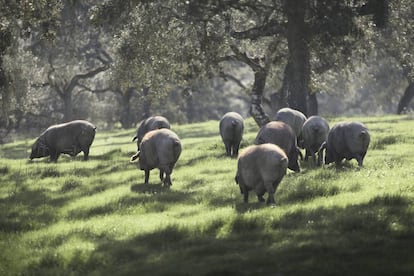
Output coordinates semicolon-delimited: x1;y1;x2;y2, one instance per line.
1;115;414;275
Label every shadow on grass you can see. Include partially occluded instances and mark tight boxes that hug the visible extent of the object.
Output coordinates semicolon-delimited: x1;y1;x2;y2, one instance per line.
131;183;165;194
92;141;133;149
280;180;341;204
25;157;131;178
0;145;131;164
88;149;128;161
177;155;211;167
0;173;132;231
234;201;267;213
130;183;194;203
177;150;231;169
370;134;402;150
0;168;138;231
0;186;68;232
24;193;414;275
63;182;196;220
0;143;30;160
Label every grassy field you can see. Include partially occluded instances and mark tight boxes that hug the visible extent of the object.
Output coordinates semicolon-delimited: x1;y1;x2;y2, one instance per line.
1;115;414;276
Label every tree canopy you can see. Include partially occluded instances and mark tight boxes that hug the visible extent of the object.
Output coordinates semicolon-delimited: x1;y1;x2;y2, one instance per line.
1;0;62;130
1;0;414;139
93;0;390;125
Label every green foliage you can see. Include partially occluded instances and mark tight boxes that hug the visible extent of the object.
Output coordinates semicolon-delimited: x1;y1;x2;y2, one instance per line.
108;1;227;95
1;115;414;275
0;0;62;120
2;0;414;136
387;0;414;81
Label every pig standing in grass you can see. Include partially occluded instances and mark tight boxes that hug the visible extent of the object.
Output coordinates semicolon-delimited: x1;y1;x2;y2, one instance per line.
30;120;96;162
130;128;181;187
255;121;301;172
235;143;288;205
132;116;171;150
302;115;330;165
318;121;370;167
274;107;307;143
219;112;244;157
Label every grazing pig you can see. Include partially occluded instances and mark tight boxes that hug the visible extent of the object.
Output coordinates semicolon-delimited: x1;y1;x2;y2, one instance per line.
318;121;370;167
30;120;96;162
274;107;307;144
219;112;244;157
235;143;288;205
301;115;330;165
130;128;181;187
132;116;171;149
255;121;301;172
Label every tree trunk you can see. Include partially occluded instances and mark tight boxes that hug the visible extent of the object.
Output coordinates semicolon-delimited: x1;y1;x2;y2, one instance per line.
307;93;318;116
119;88;135;129
0;55;11;129
183;88;195;123
62;90;73;122
141;86;151;119
249;67;270;127
271;61;292;113
397;82;414;114
285;0;310;116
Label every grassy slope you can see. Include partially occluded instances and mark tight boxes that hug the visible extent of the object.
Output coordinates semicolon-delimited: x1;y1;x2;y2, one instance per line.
0;115;414;276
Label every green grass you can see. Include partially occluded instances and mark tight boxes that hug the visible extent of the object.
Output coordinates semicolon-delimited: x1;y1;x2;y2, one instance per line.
1;115;414;276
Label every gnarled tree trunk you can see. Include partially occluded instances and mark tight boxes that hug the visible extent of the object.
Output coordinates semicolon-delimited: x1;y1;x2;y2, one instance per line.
397;82;414;114
249;67;271;127
228;44;271;127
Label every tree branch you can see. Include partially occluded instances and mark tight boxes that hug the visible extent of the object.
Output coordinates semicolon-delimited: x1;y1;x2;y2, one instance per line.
31;82;50;89
77;83;113;94
229;44;263;72
47;54;65;97
65;63;110;94
233;22;286;40
225;13;286;40
219;72;247;89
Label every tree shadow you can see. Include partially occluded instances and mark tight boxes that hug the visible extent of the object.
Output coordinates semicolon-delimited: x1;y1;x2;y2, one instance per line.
0;185;70;233
234;200;267;213
22;192;413;275
131;183;195;204
177;148;232;169
130;183;165;194
93;141;133;149
176;155;211;167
